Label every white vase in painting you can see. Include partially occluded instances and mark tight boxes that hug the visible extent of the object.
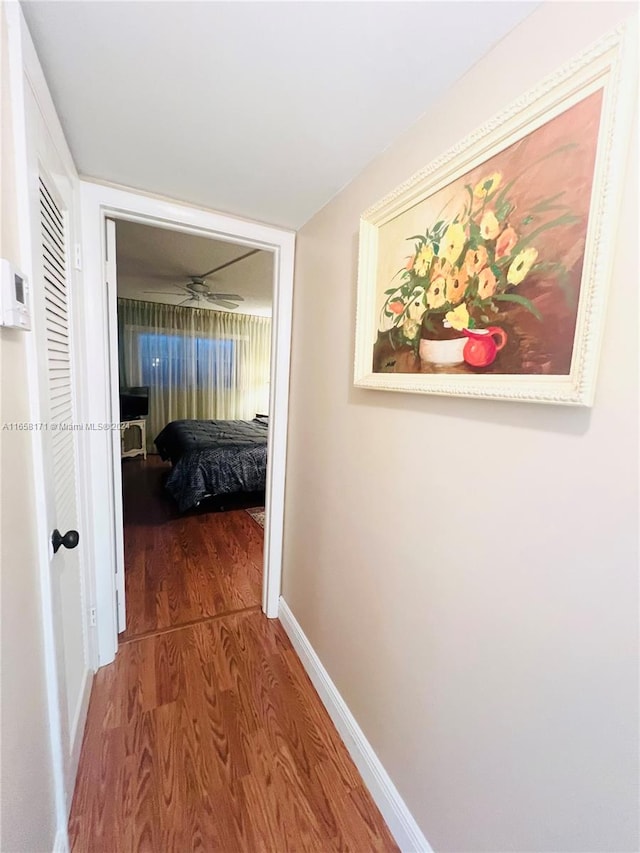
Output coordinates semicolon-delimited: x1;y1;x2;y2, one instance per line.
419;336;466;367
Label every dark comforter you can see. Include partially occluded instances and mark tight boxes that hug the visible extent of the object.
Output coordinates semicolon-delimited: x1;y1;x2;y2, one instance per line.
154;418;268;512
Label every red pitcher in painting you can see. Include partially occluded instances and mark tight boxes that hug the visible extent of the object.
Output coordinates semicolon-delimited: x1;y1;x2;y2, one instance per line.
463;327;507;368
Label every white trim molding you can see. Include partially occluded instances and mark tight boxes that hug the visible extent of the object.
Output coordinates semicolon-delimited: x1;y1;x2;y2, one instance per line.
69;668;93;783
278;598;433;853
6;4;93;849
52;827;70;853
79;180;295;666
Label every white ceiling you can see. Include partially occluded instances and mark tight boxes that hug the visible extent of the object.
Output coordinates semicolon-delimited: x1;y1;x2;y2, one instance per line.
21;1;537;230
115;220;273;317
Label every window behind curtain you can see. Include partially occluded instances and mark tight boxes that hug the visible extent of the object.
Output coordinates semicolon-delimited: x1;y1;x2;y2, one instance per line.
118;298;272;448
139;332;235;389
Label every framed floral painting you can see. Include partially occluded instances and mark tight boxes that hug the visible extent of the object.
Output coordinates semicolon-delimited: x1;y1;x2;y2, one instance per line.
354;25;635;405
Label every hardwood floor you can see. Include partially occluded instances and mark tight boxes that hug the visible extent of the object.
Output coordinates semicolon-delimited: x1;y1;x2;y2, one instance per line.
120;457;264;642
69;457;398;851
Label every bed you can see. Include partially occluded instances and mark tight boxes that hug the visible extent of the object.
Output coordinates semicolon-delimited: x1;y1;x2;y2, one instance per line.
154;417;268;512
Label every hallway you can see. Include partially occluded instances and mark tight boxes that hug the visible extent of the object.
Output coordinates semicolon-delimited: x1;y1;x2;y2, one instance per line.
68;460;397;851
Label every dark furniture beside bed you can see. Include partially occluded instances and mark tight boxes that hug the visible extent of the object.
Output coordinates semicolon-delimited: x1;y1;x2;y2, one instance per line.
155;418;268;512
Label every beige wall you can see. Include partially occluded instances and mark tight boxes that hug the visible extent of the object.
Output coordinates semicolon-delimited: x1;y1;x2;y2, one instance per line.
283;4;639;851
0;2;57;850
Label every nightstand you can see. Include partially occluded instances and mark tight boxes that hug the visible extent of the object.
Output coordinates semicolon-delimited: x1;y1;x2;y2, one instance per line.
121;418;147;460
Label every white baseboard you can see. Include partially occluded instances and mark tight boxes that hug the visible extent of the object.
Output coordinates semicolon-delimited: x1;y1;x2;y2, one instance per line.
52;668;93;853
278;597;433;853
65;669;94;812
69;667;93;791
53;825;69;853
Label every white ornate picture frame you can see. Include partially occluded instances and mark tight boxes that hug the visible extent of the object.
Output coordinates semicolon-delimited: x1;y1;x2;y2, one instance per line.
354;24;636;406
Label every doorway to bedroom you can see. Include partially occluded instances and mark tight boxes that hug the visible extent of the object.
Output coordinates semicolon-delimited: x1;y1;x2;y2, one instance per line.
114;219;273;642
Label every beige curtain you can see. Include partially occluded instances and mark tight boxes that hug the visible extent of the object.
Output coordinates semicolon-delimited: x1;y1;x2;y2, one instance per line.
117;298;271;449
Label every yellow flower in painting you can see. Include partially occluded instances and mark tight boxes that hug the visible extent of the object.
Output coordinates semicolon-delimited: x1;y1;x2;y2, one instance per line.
446;266;468;305
402;318;421;340
445;303;470;332
464;246;488;277
413;245;434;277
496;226;518;259
507;247;539;285
473;172;502;199
480;210;501;240
441;223;466;266
426;276;447;309
477;267;497;300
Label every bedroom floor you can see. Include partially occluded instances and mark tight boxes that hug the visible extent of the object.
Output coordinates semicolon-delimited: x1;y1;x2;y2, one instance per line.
68;456;398;852
120;456;263;641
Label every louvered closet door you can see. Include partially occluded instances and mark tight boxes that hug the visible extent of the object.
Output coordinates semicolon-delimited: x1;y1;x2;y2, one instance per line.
41;179;75;512
39;174;86;765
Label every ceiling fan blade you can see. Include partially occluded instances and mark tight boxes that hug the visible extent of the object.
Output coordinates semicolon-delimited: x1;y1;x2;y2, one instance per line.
178;297;197;306
210;299;240;310
198;249;260;279
144;289;187;295
208;293;244;301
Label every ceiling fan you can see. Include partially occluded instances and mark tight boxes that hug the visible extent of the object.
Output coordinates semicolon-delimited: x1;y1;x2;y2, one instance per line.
143;248;259;309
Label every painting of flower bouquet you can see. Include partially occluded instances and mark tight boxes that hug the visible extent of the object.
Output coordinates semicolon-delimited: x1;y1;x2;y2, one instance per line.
354;28;633;405
374;91;603;378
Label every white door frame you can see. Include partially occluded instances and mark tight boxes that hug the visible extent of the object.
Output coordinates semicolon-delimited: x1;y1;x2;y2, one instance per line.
79;181;295;666
7;3;95;844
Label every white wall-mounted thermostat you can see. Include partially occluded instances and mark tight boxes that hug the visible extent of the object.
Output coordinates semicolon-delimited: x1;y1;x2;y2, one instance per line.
0;259;31;330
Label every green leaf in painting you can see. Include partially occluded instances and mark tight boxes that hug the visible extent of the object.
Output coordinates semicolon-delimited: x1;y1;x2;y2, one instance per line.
464;184;474;211
493;292;543;321
521;213;581;246
530;191;567;213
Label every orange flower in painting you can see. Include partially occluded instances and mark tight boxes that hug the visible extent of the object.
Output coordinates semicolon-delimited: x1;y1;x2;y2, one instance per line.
446;266;468;305
480;210;501;240
389;299;405;315
426;276;447;309
477;268;497;300
496;226;518;259
464;246;488;277
430;257;452;279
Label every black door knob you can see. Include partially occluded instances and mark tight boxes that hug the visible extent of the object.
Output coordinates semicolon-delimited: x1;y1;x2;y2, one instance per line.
52;529;79;554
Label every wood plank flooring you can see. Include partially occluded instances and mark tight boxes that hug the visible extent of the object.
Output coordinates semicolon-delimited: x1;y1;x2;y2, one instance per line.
69;457;398;851
120;457;264;642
